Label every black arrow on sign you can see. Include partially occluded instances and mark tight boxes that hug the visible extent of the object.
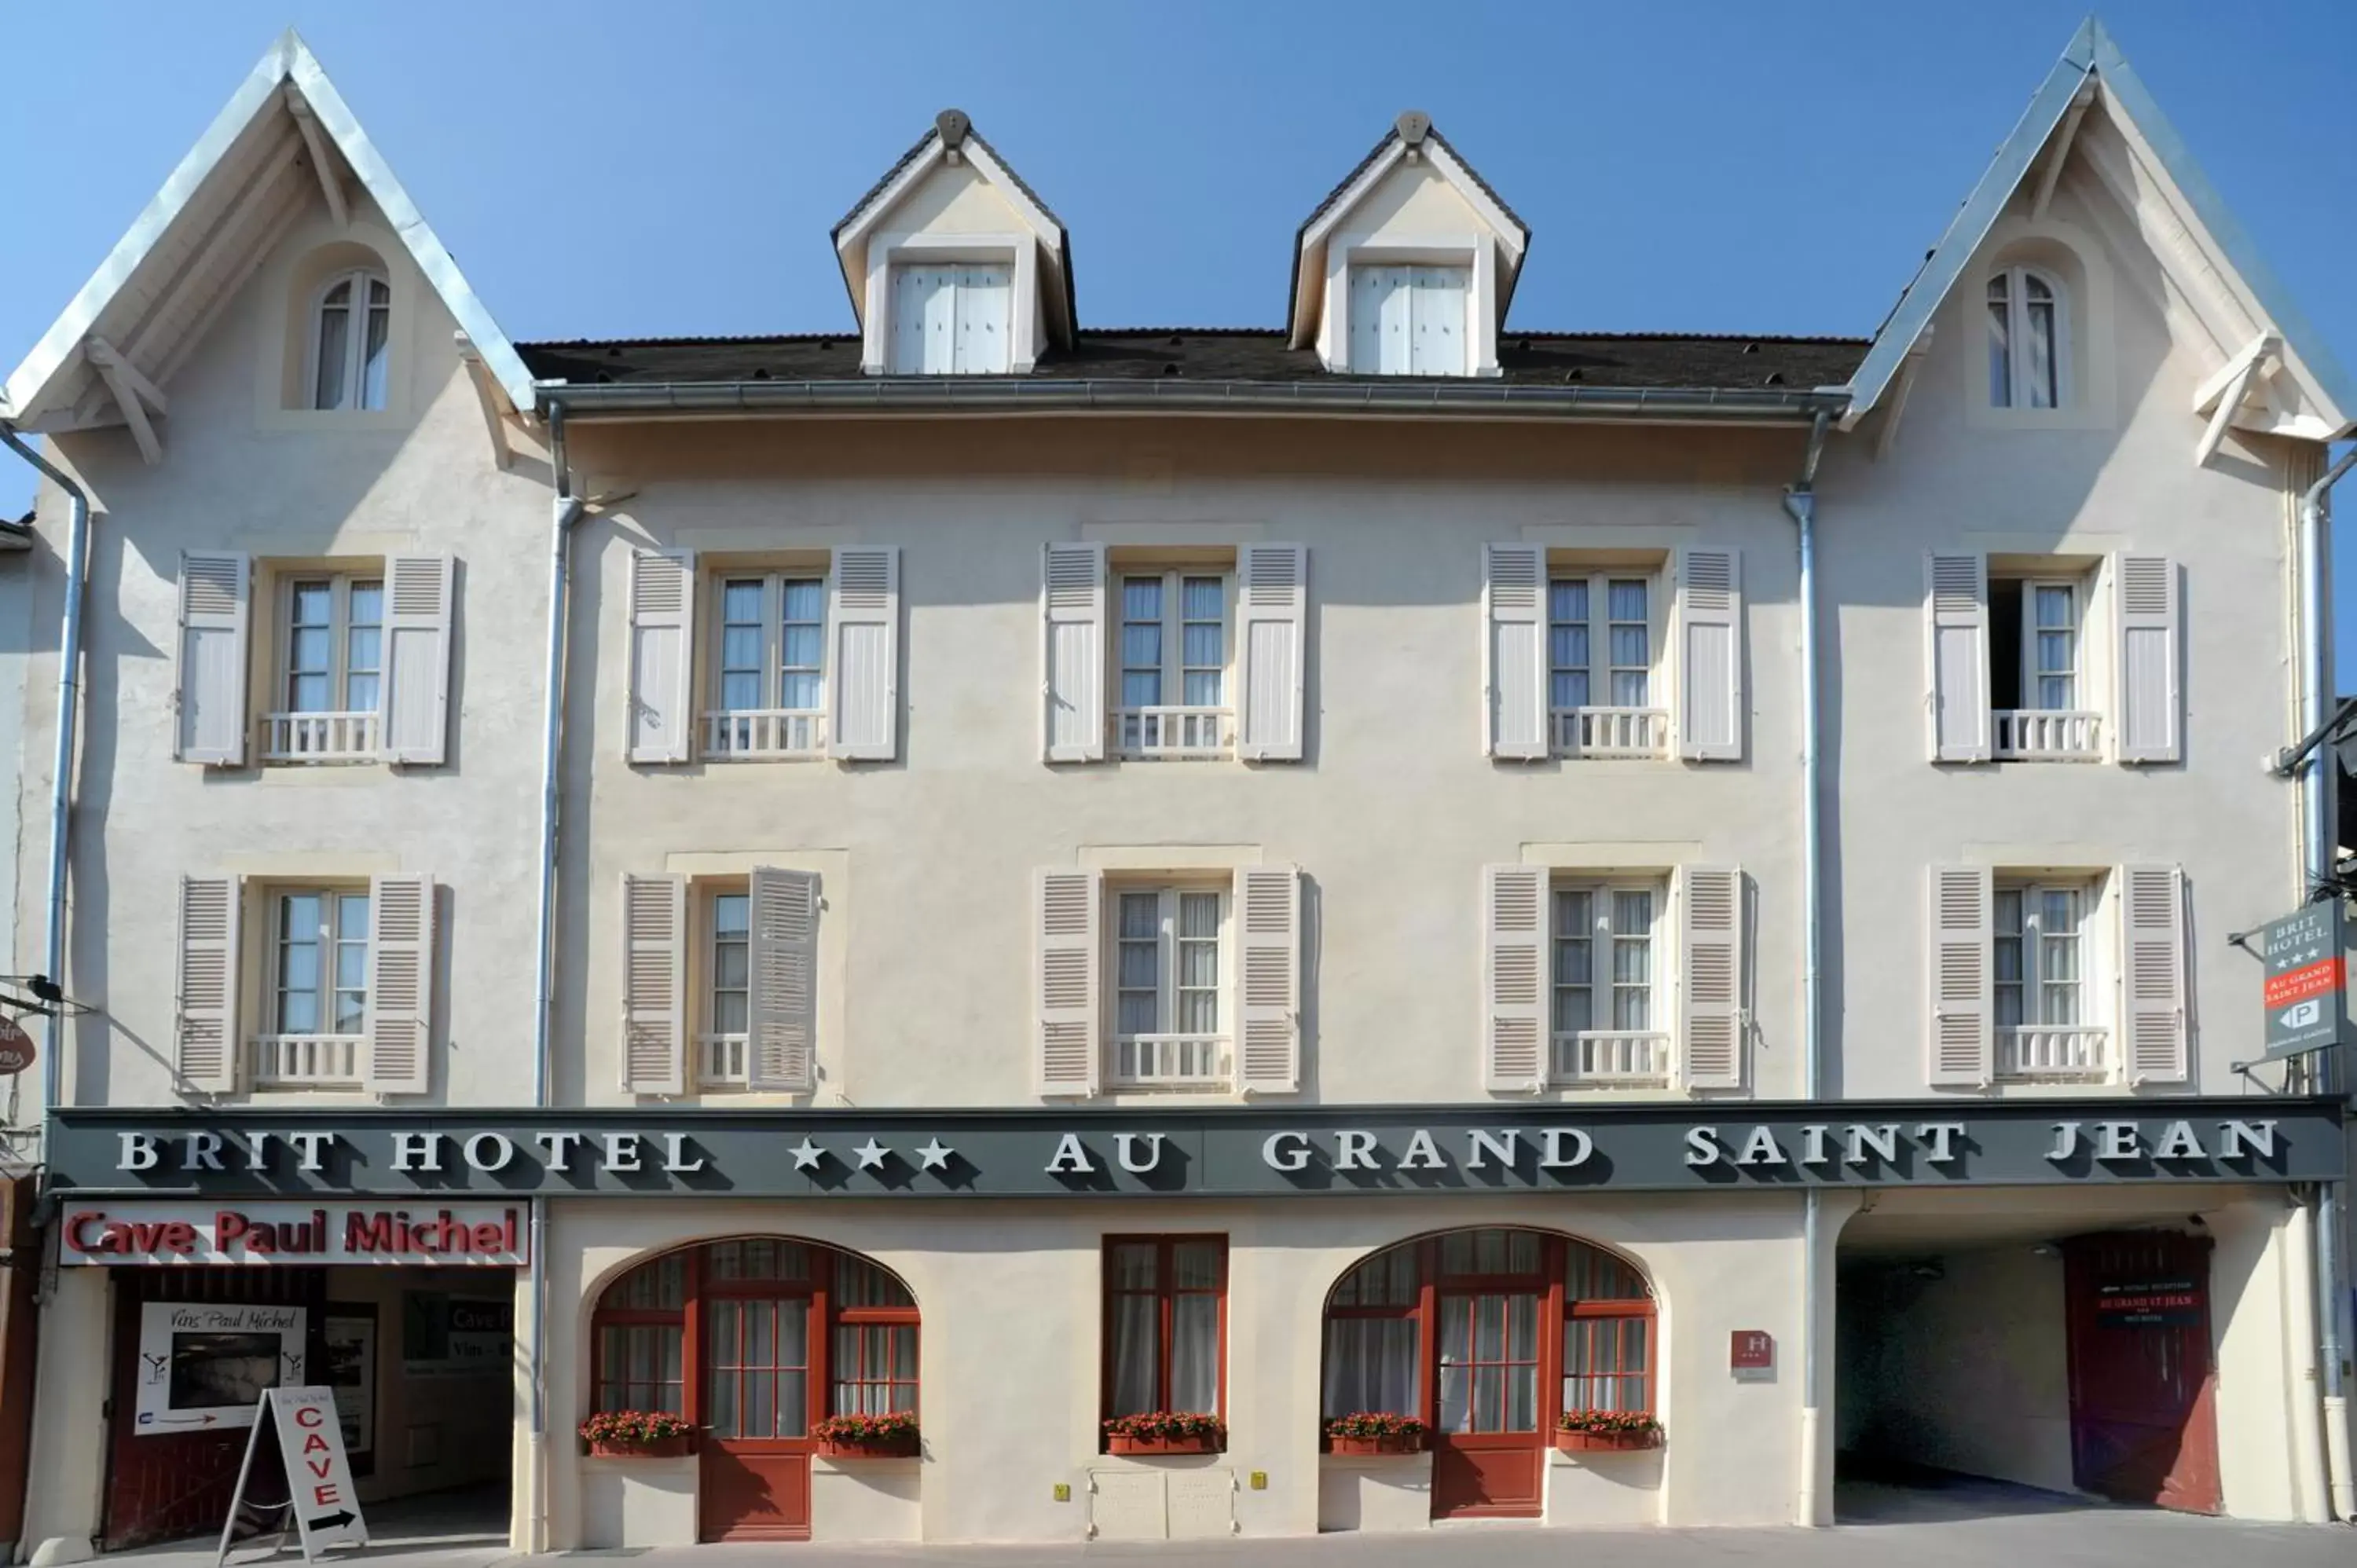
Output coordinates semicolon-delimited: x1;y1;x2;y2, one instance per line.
306;1511;357;1532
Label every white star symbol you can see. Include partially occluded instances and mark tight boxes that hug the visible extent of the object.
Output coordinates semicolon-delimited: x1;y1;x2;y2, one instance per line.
915;1138;953;1171
853;1138;889;1171
789;1138;824;1171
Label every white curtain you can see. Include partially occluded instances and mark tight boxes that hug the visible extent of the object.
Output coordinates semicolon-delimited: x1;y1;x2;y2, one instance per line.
1321;1318;1418;1417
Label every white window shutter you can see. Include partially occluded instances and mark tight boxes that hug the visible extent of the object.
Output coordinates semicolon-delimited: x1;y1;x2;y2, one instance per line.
748;866;819;1093
621;873;687;1094
361;874;434;1094
1926;554;1990;763
1036;868;1102;1096
1482;864;1547;1091
380;554;454;765
827;547;900;760
1927;864;1993;1087
1484;545;1547;760
1678;866;1744;1089
174;551;250;766
174;874;240;1092
1676;548;1743;762
627;549;696;764
1347;269;1384;372
1043;543;1106;763
1236;865;1301;1093
1236;544;1307;761
2120;864;2189;1083
2114;555;2181;764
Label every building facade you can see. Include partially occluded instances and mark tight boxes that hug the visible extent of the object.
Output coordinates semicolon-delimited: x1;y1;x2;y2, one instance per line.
2;19;2352;1557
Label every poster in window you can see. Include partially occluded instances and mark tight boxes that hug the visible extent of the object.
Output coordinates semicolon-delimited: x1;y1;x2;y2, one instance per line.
133;1301;306;1433
401;1293;512;1379
324;1309;377;1465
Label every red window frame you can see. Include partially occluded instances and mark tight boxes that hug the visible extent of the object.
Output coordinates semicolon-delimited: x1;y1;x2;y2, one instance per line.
830;1257;921;1415
1100;1234;1228;1433
590;1251;691;1415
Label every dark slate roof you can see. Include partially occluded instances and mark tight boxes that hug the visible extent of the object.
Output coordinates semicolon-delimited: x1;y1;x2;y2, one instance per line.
517;330;1868;391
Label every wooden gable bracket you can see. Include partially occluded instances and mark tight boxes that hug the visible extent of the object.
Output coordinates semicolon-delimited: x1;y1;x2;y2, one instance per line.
2191;330;2280;467
83;337;167;465
283;85;349;228
2030;74;2099;220
455;332;522;471
1873;323;1937;461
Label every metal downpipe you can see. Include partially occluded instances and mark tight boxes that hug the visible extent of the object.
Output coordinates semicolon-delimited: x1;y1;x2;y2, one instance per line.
0;424;90;1129
1782;409;1832;1526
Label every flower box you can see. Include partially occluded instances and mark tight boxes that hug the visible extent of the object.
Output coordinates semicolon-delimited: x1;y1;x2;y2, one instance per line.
1329;1433;1424;1456
1107;1432;1225;1456
812;1413;919;1458
1102;1412;1227;1456
579;1410;695;1458
818;1433;921;1459
1553;1429;1661;1453
587;1434;692;1459
1322;1413;1428;1456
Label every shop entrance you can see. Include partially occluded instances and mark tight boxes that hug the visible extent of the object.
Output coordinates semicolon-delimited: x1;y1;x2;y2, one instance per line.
2062;1232;2220;1512
1430;1289;1545;1518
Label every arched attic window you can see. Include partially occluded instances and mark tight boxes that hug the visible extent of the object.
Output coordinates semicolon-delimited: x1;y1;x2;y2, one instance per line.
310;268;391;411
1987;266;2065;410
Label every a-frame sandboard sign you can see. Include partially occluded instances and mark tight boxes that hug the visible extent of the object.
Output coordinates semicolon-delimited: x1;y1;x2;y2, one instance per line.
215;1387;369;1565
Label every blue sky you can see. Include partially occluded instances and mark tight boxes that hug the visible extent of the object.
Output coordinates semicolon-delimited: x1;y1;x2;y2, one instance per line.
4;2;2354;664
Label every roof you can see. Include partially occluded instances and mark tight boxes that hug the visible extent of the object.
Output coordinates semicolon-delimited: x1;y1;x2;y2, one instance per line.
1843;16;2352;438
1298;118;1529;245
518;329;1864;392
1;29;530;429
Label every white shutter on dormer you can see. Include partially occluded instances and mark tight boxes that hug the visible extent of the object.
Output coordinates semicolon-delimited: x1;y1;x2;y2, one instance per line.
627;549;696;764
1482;864;1547;1091
1236;865;1301;1092
1678;866;1744;1089
381;554;453;765
1484;545;1547;760
1043;543;1106;763
1927;864;1993;1087
1927;554;1991;763
1676;548;1743;762
2120;864;2189;1083
1036;868;1101;1095
174;551;250;766
827;547;900;761
2114;555;2181;764
361;874;434;1094
748;866;819;1093
621;873;687;1094
175;874;240;1092
1236;544;1307;761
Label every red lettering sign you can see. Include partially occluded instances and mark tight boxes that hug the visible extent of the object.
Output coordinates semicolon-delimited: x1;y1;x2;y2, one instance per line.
313;1485;341;1507
295;1406;324;1430
2264;958;2343;1009
1730;1330;1774;1370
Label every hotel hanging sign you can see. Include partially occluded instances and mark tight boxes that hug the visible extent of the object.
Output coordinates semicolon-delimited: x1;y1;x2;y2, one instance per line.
43;1099;2343;1201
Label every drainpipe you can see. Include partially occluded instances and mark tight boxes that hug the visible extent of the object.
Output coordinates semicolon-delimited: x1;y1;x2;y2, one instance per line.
526;402;585;1555
1781;409;1832;1526
2298;444;2356;1520
0;424;91;1130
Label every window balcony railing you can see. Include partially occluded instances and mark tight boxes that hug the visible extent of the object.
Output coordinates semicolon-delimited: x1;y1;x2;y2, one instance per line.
251;1033;363;1087
1551;1030;1673;1087
258;710;379;763
1116;706;1233;760
698;1032;749;1087
704;709;826;760
1551;707;1670;760
1109;1033;1230;1089
1996;1024;2111;1082
1993;709;2102;760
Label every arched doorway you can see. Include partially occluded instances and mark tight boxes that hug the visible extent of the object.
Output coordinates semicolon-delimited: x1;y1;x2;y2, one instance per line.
1321;1226;1655;1519
589;1237;918;1541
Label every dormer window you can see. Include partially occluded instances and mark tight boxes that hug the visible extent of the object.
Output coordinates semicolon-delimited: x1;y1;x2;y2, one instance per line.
1347;265;1468;376
889;264;1013;375
1986;266;2062;409
311;269;390;411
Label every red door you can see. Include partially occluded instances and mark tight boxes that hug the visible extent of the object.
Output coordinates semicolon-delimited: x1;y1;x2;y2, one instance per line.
698;1295;812;1541
1430;1291;1545;1518
2063;1233;2221;1515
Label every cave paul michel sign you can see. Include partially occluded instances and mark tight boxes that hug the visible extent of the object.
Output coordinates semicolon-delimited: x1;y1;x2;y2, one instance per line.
43;1100;2342;1200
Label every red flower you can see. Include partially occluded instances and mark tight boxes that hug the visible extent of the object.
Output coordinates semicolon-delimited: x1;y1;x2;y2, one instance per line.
578;1409;693;1444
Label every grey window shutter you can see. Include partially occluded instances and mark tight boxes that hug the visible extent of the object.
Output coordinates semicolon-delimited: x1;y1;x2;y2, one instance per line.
1036;867;1102;1094
175;551;251;766
361;874;434;1094
1676;548;1743;762
1043;544;1106;763
627;550;696;764
380;554;454;765
748;866;819;1092
175;874;240;1092
1235;864;1301;1092
1483;863;1547;1090
621;873;687;1094
1927;864;1993;1087
2113;555;2181;764
827;548;900;761
1235;545;1307;762
1926;554;1990;763
1678;866;1744;1088
2119;864;2188;1083
1484;545;1547;760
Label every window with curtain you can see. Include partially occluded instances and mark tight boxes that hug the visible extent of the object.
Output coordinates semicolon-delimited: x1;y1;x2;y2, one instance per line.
1987;266;2062;409
592;1252;687;1414
311;269;392;411
1104;1236;1226;1427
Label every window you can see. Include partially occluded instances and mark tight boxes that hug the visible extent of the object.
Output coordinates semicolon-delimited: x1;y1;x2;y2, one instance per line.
1103;1236;1226;1431
1549;881;1666;1086
594;1252;687;1415
311;269;391;411
832;1256;921;1416
1347;265;1468;376
702;888;751;1086
1548;573;1664;757
251;885;368;1088
1321;1229;1654;1433
1993;880;2106;1080
1987;266;2061;410
265;573;383;761
709;572;827;758
1118;571;1231;758
1111;884;1230;1087
889;264;1012;374
1989;574;2098;760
